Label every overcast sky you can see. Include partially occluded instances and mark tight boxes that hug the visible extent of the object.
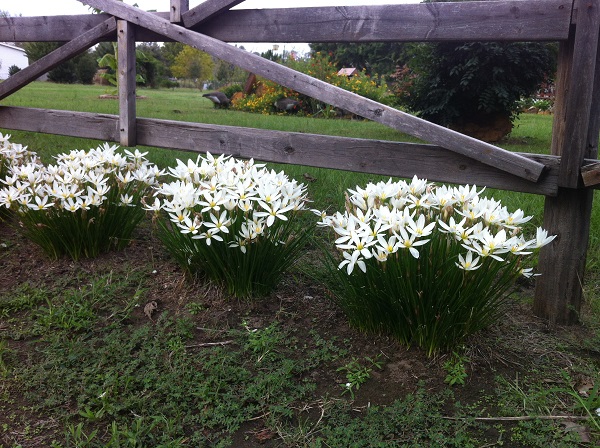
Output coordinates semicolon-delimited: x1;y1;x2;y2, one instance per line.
3;0;419;54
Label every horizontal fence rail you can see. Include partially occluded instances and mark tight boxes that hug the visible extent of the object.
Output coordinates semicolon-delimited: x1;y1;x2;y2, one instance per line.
0;105;561;196
0;0;572;43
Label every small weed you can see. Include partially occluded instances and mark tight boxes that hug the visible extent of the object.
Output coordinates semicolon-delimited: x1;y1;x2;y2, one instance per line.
35;296;98;333
185;301;205;315
558;371;600;432
0;339;13;376
0;284;47;317
337;355;383;399
65;422;98;447
243;320;285;363
443;351;469;386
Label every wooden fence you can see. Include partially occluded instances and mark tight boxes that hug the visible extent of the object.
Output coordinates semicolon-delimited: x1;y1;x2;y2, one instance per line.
0;0;597;325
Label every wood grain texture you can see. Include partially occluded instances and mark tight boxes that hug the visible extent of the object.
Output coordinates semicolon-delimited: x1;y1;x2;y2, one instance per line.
182;0;246;28
556;0;600;187
534;4;600;324
170;0;189;23
0;18;117;100
533;187;594;324
0;106;559;196
581;162;600;186
0;0;572;43
76;0;546;183
0;107;118;141
118;20;137;147
0;15;117;42
196;0;572;43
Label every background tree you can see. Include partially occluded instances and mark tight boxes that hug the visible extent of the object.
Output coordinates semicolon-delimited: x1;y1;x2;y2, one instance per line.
160;42;185;78
135;43;163;88
8;65;20;76
74;51;97;84
170;46;214;87
212;59;247;88
388;0;557;141
309;42;408;79
24;42;96;84
394;41;556;141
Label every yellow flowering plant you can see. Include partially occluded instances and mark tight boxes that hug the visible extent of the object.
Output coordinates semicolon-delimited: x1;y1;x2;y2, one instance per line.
233;53;390;116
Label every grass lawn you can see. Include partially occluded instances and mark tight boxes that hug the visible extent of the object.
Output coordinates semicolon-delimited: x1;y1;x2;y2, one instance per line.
1;82;599;447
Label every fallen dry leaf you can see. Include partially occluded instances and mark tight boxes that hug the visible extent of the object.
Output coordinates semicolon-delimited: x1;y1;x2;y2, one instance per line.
144;301;158;321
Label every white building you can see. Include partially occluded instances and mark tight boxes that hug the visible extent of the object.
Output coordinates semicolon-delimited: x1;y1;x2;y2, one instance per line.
0;43;29;79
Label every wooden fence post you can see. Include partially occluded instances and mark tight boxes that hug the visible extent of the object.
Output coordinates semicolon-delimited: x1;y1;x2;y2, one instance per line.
534;0;600;324
170;0;189;23
118;19;136;147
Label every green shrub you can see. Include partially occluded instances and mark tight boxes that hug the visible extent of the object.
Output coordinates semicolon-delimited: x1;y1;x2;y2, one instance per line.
220;83;243;99
148;153;313;298
315;177;555;355
393;41;556;127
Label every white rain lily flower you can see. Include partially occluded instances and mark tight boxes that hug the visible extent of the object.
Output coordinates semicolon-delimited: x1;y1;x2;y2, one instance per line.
194;228;224;246
472;228;510;260
376;234;400;256
503;208;532;228
396;226;429;259
453;184;484;204
28;195;53;210
254;199;293;227
179;215;201;235
63;197;80;213
506;236;533;256
205;210;231;234
438;216;467;237
337;232;375;262
199;190;227;213
143;197;161;212
169;209;190;225
124;148;148;161
406;214;435;238
534;228;556;248
120;193;134;206
407;175;428;196
456;251;481;271
116;170;133;184
338;250;367;275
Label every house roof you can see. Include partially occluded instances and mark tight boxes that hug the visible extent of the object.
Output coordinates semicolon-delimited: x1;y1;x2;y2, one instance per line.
0;43;26;54
337;68;357;76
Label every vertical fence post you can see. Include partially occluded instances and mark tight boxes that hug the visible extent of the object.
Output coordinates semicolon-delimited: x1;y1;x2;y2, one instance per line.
171;0;189;23
118;19;136;147
534;0;600;324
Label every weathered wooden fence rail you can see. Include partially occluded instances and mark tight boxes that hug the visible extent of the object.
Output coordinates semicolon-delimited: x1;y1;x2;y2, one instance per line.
0;0;597;325
0;105;562;196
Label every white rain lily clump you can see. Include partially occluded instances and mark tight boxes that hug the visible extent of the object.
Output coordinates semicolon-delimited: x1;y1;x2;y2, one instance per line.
148;153;311;297
0;142;162;260
316;176;554;275
0;133;39;182
315;176;556;355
